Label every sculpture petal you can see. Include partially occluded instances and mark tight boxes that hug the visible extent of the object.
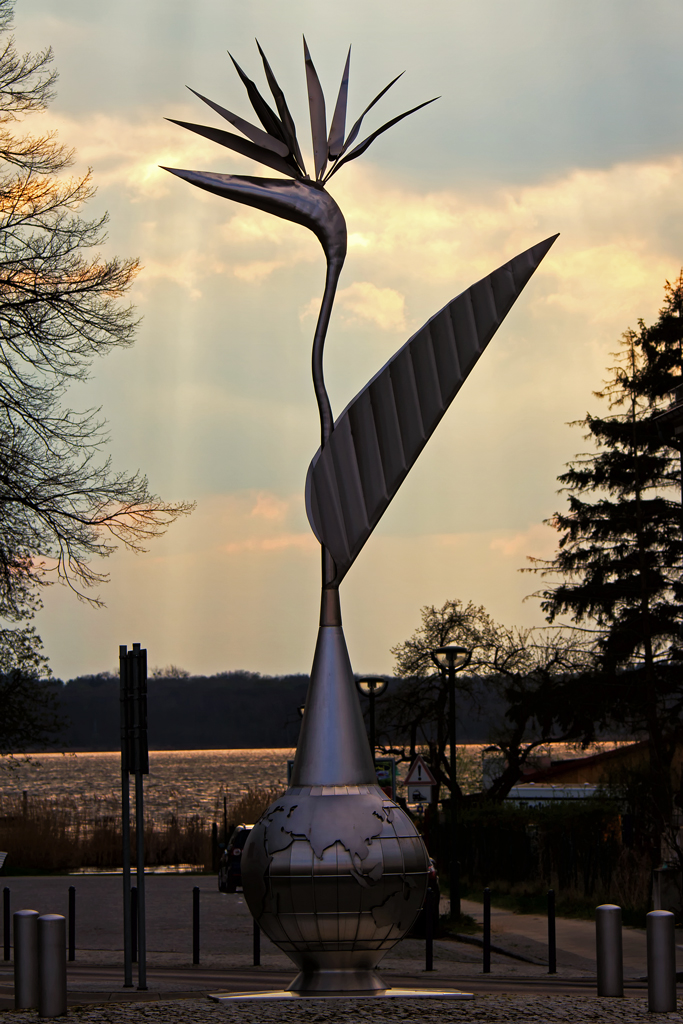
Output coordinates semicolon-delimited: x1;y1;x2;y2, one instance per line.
228;52;290;149
305;235;559;585
256;40;307;176
328;47;351;159
161;168;347;265
186;87;290;158
166;119;297;177
326;97;439;181
303;38;328;180
338;73;403;157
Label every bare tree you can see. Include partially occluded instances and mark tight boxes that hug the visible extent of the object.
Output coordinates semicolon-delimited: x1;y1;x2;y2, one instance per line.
385;599;595;800
0;0;193;623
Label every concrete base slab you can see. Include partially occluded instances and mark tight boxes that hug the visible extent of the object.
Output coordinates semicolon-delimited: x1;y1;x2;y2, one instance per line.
208;988;474;1001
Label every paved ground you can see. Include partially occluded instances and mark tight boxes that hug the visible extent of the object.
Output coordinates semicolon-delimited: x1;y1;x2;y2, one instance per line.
461;898;682;979
0;875;679;1017
0;995;678;1023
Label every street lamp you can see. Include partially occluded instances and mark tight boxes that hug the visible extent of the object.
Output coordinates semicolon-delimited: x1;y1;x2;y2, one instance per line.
355;677;389;766
430;645;471;921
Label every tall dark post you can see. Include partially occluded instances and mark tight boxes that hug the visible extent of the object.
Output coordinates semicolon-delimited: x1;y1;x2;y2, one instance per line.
119;645;133;989
120;642;149;992
483;888;491;974
430;647;470;924
211;822;219;872
68;886;75;962
424;887;434;972
131;643;148;991
354;677;389;770
253;919;261;967
131;886;138;963
547;889;557;974
192;887;200;965
447;659;458;920
3;887;9;961
368;688;376;764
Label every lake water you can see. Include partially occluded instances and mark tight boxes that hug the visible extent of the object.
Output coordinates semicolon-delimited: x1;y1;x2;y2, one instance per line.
0;742;615;826
0;749;297;826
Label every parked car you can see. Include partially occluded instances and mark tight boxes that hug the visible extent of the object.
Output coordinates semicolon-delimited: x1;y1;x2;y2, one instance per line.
218;824;253;893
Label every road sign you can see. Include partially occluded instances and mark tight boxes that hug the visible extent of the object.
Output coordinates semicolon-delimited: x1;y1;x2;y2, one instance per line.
375;758;397;800
408;784;434;805
404;754;437;787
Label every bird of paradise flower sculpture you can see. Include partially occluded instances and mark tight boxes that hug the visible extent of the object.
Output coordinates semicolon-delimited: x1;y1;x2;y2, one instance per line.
166;42;557;998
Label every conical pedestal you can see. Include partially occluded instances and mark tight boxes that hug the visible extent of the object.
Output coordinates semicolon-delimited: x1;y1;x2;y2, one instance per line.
242;618;430;994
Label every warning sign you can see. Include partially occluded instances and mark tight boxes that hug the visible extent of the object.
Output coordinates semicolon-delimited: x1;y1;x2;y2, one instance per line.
404;754;437;787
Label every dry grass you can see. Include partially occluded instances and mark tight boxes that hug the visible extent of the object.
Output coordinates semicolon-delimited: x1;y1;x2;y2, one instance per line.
225;786;284;827
0;789;278;872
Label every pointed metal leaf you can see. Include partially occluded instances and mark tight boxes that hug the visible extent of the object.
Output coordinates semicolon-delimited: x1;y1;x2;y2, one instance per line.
256;40;307;176
328;47;351;159
165;119;298;177
339;72;403;157
303;37;327;180
305;235;559;585
326;98;438;180
228;52;289;147
162;169;347;266
186;87;289;157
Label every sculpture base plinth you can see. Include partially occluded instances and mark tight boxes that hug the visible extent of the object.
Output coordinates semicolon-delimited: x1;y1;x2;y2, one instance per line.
208;988;474;1002
287;967;387;994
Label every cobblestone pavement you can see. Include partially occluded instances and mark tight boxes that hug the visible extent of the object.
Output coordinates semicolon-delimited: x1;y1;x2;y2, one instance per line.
3;876;677;1018
0;994;680;1023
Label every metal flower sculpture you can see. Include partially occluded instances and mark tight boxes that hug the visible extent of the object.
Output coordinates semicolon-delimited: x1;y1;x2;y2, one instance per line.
166;42;557;998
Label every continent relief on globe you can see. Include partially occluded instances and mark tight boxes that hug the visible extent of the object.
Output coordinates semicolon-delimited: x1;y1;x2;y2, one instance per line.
241;790;429;950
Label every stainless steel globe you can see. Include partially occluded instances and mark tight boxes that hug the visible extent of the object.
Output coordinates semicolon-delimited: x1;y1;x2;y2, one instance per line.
242;784;429;994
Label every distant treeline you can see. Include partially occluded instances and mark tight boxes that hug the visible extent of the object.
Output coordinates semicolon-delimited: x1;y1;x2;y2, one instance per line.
49;672;310;751
32;671;508;752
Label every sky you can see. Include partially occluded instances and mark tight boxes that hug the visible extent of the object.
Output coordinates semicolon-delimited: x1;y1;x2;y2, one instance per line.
11;0;683;680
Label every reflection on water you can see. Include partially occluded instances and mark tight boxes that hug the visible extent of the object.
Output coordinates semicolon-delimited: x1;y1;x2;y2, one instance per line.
0;749;295;825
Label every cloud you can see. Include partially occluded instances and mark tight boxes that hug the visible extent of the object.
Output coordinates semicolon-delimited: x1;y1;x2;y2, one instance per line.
31;108;683;337
233;260;284;283
250;492;289;521
489;522;557;559
336;282;407;331
223;534;316;554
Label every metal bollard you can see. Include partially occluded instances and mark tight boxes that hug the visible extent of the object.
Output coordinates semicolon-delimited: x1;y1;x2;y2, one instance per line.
253;919;261;967
67;887;75;963
38;914;66;1018
131;886;138;963
547;889;557;974
192;887;200;965
647;910;677;1013
424;888;434;972
483;888;491;974
3;887;9;961
596;904;623;997
14;909;39;1009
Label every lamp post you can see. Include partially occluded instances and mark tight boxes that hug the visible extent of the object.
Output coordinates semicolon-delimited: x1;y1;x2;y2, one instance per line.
430;645;471;921
355;677;389;766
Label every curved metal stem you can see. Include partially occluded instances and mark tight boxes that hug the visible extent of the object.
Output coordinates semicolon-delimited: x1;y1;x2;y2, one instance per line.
311;255;345;616
312;256;344;449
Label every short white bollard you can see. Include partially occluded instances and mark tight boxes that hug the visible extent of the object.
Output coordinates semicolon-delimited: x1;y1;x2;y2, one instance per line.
14;909;39;1009
38;914;67;1018
596;904;623;997
647;909;677;1013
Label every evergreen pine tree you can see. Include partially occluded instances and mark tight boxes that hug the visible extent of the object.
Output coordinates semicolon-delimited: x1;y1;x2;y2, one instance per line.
533;277;683;859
